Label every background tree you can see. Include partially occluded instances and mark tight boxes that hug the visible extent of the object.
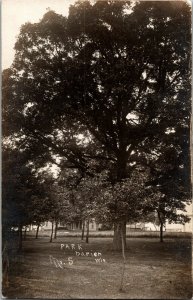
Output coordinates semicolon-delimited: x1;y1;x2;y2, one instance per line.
141;131;191;242
73;173;109;243
29;195;53;239
2;147;47;250
39;172;75;242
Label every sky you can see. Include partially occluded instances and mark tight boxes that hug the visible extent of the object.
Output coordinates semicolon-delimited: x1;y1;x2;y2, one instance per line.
2;0;76;70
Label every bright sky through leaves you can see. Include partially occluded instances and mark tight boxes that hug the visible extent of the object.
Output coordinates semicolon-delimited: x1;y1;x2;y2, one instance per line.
2;0;76;69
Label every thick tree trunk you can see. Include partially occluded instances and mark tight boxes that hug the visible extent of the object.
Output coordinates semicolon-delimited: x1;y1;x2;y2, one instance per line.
113;220;126;250
54;221;58;239
50;221;54;243
18;224;22;251
81;220;85;240
86;219;89;244
35;224;40;239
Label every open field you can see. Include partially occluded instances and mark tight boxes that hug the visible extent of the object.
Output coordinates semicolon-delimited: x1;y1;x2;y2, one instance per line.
3;236;192;299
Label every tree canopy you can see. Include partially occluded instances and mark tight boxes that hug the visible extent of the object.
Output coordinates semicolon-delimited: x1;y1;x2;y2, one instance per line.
2;0;191;249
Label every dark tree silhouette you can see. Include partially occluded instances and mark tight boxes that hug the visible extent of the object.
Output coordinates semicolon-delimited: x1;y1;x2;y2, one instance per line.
2;148;47;250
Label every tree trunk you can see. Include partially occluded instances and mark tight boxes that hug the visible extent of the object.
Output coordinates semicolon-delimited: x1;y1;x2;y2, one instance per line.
23;226;27;240
54;221;58;239
157;211;164;242
160;222;164;242
2;241;9;288
113;220;126;250
18;224;22;251
81;220;85;240
50;221;54;243
35;224;40;239
86;219;89;243
113;151;128;250
119;224;126;292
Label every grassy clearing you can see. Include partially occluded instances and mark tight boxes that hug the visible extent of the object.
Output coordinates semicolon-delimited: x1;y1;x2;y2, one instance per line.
28;229;192;238
3;236;192;299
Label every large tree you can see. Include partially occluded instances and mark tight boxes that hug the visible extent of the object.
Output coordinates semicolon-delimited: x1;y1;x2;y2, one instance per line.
3;1;191;249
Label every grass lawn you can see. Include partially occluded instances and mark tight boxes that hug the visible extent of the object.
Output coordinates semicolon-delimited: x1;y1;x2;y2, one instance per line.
3;236;192;299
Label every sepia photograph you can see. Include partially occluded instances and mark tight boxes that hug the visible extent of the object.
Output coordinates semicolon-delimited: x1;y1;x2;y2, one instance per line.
2;0;192;299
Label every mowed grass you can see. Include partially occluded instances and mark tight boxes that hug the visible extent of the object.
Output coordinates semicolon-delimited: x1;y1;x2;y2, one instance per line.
3;236;192;299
